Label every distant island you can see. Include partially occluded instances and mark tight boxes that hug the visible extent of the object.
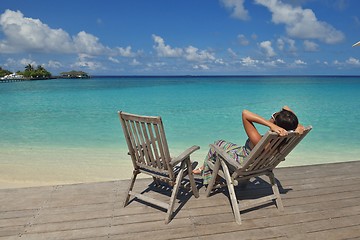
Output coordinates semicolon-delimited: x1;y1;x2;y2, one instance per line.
59;70;90;79
0;65;90;82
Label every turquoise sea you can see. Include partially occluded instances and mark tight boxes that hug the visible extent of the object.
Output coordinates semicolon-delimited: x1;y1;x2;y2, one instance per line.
1;76;359;187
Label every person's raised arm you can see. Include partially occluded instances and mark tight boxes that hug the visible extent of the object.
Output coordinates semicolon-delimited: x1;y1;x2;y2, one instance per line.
242;110;287;147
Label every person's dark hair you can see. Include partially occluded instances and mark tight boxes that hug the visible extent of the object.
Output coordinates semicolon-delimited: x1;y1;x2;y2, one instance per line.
274;109;298;131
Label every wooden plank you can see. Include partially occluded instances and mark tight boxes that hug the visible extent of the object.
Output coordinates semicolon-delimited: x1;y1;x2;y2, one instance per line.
0;161;359;240
129;191;169;210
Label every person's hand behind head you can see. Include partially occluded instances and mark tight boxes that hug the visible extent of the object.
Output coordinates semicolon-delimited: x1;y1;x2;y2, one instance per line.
295;124;305;135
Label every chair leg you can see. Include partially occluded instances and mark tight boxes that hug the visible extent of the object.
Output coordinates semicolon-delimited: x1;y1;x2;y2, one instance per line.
152;176;160;185
186;158;199;198
124;170;138;207
268;171;284;211
165;165;185;224
221;160;242;225
205;156;221;197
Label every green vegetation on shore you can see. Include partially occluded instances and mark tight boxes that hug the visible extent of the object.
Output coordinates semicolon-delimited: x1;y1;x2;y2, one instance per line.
0;67;12;78
18;64;52;79
1;65;90;80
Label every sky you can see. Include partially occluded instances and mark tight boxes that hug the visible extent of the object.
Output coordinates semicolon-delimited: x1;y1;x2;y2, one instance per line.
1;0;360;76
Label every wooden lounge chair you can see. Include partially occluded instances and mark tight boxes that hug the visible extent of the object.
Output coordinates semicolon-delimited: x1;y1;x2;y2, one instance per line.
205;126;312;224
118;111;200;224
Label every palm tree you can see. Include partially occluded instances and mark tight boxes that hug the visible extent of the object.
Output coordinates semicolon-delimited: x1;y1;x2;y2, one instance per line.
25;64;34;72
35;65;51;78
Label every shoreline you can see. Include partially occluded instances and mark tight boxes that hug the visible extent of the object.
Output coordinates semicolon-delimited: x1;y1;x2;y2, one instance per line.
0;144;357;190
2;159;359;190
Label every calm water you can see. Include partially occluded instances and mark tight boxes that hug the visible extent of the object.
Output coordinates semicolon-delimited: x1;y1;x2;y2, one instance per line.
1;76;359;185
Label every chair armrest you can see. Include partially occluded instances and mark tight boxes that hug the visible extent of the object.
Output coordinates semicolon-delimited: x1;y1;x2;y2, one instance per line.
170;145;200;166
209;144;242;169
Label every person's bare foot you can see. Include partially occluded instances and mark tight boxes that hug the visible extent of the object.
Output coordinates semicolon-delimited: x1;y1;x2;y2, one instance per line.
192;167;203;175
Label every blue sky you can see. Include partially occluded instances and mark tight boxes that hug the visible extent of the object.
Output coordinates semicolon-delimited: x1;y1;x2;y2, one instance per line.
1;0;360;75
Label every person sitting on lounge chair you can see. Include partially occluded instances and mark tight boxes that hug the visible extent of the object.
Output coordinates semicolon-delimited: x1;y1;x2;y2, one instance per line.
193;106;305;184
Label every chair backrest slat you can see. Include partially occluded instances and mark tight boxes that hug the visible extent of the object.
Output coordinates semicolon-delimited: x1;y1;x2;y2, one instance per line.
134;120;148;164
238;127;312;177
243;134;278;172
119;111;172;175
147;122;162;167
126;119;144;164
139;121;156;166
153;122;168;170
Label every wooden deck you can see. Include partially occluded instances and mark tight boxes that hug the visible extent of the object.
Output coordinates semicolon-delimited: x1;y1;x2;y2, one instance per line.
1;161;360;240
0;79;25;83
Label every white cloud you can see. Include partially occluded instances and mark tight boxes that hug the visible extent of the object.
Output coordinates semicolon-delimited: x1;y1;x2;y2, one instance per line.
333;60;341;65
220;0;249;20
46;60;62;68
3;57;47;71
152;34;183;57
147;62;166;68
239;56;287;68
130;59;141;66
286;38;296;52
294;59;307;65
117;46;136;57
260;58;286;67
3;58;16;69
72;61;102;70
73;31;109;55
332;58;360;68
277;39;285;51
260;41;276;57
241;56;259;67
346;57;360;66
303;40;319;51
0;9;121;57
72;54;102;70
277;37;296;52
0;10;74;53
276;58;285;64
215;58;226;65
184;46;215;61
237;34;249;46
255;0;344;44
193;64;209;70
20;58;37;66
108;57;120;63
227;48;237;58
152;34;216;63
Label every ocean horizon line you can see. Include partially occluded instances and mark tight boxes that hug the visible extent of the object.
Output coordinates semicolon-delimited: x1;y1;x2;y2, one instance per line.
88;74;360;78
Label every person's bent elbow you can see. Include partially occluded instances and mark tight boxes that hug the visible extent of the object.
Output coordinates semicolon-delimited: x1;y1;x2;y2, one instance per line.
242;109;250;119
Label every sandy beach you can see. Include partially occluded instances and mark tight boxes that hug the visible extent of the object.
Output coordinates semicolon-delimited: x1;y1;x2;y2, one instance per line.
0;146;208;189
0;147;133;189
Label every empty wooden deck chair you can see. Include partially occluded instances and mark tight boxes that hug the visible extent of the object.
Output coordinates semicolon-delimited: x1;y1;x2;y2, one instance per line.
118;111;200;224
205;126;312;225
